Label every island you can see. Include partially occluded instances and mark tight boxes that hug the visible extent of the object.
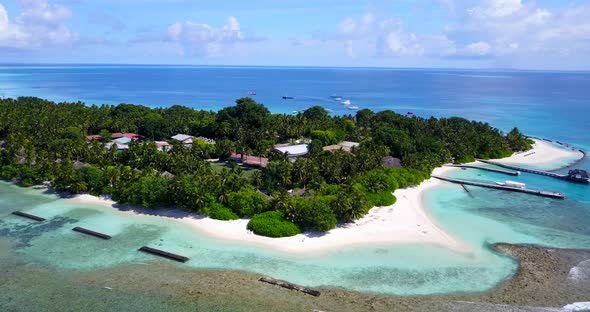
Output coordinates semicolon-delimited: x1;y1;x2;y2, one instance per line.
0;96;550;243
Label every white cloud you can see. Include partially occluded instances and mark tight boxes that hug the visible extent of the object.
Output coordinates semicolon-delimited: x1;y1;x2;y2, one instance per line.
465;41;492;56
443;1;590;62
162;16;246;57
17;0;72;26
472;0;523;18
164;16;243;45
321;1;590;66
0;0;77;49
380;31;423;56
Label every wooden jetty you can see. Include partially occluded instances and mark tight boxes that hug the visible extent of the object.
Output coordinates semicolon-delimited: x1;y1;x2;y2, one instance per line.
431;175;565;199
447;164;520;176
72;227;112;240
12;211;46;221
477;159;570;180
259;276;321;297
138;246;189;263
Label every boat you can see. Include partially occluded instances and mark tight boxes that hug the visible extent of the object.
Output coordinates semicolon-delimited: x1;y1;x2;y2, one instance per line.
247;91;257;95
567;169;590;183
496;181;526;188
282;96;294;100
407;112;414;115
347;106;359;110
341;99;351;105
330;95;343;101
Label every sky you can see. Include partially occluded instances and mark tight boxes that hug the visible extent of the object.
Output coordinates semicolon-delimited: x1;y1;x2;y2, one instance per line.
0;0;589;69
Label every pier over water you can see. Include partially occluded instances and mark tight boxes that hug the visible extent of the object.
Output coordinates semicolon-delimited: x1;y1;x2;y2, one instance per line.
446;164;520;176
432;175;565;199
476;159;589;184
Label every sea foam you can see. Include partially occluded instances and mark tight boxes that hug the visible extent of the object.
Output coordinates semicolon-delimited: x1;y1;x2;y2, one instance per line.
563;302;590;311
567;259;590;281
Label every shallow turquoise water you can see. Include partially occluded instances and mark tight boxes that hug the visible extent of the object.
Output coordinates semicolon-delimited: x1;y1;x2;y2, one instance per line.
1;141;589;295
0;181;520;295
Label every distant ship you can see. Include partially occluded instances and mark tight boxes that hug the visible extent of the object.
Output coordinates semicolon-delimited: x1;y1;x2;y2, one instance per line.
341;99;351;105
282;96;294;100
330;95;343;101
407;111;414;115
247;91;256;95
347;106;359;110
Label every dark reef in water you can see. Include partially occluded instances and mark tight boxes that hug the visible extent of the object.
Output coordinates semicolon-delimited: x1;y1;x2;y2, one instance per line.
0;216;77;248
0;240;589;312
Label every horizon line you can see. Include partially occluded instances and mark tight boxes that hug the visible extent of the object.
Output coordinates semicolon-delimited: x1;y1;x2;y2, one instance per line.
1;62;589;73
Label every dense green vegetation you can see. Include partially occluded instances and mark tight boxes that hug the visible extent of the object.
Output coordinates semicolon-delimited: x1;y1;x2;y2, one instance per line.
0;96;531;237
247;211;302;238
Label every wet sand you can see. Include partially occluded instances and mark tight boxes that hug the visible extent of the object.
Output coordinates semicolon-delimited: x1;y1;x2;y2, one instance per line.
1;238;588;312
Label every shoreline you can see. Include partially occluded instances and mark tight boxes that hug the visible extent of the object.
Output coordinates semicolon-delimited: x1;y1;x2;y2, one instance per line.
67;138;584;255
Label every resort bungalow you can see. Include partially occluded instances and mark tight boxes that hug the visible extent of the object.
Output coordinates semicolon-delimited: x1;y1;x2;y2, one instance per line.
322;141;360;154
114;137;132;145
104;141;129;151
171;134;195;146
155;141;172;152
271;144;310;158
230;153;269;168
86;134;102;141
112;133;143;141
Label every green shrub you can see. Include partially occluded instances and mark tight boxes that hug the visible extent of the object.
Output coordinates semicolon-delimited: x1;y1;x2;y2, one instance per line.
454;154;475;164
207;202;240;221
227;189;270;217
357;170;398;193
247;211;301;237
1;165;18;181
365;191;397;207
299;196;337;232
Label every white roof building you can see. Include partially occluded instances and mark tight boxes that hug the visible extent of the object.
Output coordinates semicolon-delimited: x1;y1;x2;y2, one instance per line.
338;141;360;148
271;144;309;157
171;134;195;143
104;142;129;151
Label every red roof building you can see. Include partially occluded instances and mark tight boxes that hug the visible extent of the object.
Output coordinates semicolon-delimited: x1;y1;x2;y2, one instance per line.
230;153;269;168
111;133;143;141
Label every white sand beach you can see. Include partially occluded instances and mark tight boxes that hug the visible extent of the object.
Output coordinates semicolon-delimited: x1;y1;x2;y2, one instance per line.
71;138;584;255
497;139;584;168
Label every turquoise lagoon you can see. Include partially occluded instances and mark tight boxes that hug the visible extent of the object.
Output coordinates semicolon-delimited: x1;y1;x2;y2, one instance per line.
1;145;589;295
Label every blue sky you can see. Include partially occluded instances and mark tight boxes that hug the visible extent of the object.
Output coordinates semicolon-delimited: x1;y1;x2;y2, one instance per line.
0;0;589;69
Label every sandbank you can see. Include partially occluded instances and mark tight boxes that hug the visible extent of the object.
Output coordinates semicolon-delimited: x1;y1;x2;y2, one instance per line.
496;138;584;169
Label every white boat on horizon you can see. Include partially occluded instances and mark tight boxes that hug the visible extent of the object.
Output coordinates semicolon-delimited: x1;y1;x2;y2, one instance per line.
347;106;359;110
341;99;351;105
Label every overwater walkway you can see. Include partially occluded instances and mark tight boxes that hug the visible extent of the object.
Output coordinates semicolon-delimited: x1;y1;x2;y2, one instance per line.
432;175;565;199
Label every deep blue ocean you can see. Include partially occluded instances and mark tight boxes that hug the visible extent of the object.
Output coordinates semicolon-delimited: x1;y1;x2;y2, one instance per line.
0;65;588;150
0;65;589;297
